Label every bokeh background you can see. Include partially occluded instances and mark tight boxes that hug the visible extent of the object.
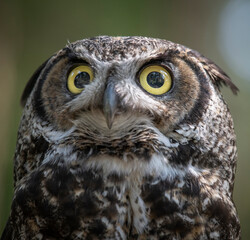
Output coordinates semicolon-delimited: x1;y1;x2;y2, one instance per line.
0;0;250;238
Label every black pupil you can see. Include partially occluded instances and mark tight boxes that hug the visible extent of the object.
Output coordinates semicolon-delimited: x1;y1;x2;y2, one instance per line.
147;71;164;88
74;72;90;88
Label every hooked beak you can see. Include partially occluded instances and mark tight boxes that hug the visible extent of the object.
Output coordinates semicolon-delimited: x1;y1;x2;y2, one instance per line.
103;83;118;129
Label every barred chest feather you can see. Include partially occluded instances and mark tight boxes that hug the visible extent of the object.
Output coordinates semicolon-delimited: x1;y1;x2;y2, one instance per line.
11;125;239;240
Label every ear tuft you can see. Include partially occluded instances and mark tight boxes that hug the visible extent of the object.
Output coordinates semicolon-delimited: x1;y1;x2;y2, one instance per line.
192;50;238;95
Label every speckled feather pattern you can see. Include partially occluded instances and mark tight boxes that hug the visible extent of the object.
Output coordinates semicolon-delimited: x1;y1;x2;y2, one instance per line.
1;36;240;240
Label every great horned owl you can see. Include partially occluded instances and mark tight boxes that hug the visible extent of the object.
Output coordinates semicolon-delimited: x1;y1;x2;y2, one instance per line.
1;36;240;240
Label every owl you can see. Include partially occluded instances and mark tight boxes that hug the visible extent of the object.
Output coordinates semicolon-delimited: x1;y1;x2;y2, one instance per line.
1;36;240;240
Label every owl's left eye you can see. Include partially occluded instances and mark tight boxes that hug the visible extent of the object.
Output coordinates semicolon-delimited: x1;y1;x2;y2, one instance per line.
139;65;172;95
67;66;94;94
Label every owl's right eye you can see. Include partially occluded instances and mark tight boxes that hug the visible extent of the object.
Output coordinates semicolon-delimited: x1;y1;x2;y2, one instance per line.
67;66;94;94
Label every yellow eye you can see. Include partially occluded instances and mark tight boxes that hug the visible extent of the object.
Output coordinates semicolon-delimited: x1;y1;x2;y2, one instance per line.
139;65;172;95
67;66;94;94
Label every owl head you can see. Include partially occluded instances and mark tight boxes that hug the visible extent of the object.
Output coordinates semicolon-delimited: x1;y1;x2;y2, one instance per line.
20;36;237;134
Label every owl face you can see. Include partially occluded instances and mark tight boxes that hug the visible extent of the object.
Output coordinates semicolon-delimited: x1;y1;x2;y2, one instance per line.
22;36;216;138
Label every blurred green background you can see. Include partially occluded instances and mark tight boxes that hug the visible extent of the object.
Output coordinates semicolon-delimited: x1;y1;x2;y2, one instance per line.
0;0;250;238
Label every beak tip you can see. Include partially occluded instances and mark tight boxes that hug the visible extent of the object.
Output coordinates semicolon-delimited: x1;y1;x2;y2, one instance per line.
107;122;113;129
104;113;114;129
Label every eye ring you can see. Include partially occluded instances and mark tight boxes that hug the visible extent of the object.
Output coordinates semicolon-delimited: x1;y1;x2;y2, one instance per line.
139;65;172;95
67;65;94;94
